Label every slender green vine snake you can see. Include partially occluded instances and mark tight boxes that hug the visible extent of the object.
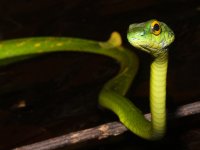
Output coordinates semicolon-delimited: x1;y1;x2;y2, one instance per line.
0;19;174;140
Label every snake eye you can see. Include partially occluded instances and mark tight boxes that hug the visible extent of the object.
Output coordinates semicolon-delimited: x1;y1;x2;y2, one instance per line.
151;20;161;36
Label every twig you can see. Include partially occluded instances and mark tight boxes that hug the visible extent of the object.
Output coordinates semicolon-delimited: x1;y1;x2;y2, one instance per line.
13;101;200;150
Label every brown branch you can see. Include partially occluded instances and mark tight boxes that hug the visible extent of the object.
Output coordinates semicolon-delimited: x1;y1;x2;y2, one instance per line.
13;101;200;150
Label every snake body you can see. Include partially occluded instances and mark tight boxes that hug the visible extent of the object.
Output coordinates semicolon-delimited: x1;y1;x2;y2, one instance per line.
0;19;174;140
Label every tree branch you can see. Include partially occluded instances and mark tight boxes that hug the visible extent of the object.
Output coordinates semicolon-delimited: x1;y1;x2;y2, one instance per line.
13;101;200;150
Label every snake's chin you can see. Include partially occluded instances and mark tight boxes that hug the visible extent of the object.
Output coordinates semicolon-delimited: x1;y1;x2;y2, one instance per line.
139;45;168;57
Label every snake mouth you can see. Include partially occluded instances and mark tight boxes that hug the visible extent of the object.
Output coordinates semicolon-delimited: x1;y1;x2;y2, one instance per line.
128;34;169;57
139;45;152;53
140;45;168;57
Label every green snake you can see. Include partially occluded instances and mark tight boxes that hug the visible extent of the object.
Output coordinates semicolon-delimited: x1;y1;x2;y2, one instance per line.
0;19;174;140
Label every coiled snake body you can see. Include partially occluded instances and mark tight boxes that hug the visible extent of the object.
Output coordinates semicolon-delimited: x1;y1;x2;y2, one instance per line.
0;19;174;140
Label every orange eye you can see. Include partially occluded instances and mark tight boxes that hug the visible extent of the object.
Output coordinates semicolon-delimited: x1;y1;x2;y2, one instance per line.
151;20;161;36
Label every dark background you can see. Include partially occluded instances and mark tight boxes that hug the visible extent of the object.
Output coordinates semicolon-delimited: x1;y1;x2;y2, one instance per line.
0;0;199;149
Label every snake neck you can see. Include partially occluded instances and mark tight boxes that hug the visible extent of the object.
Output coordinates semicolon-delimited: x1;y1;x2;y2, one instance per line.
150;51;168;139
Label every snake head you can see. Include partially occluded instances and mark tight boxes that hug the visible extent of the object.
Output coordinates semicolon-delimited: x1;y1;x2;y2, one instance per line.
127;19;175;57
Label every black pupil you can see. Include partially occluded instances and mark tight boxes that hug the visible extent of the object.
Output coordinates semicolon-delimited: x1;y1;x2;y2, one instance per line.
153;23;160;31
